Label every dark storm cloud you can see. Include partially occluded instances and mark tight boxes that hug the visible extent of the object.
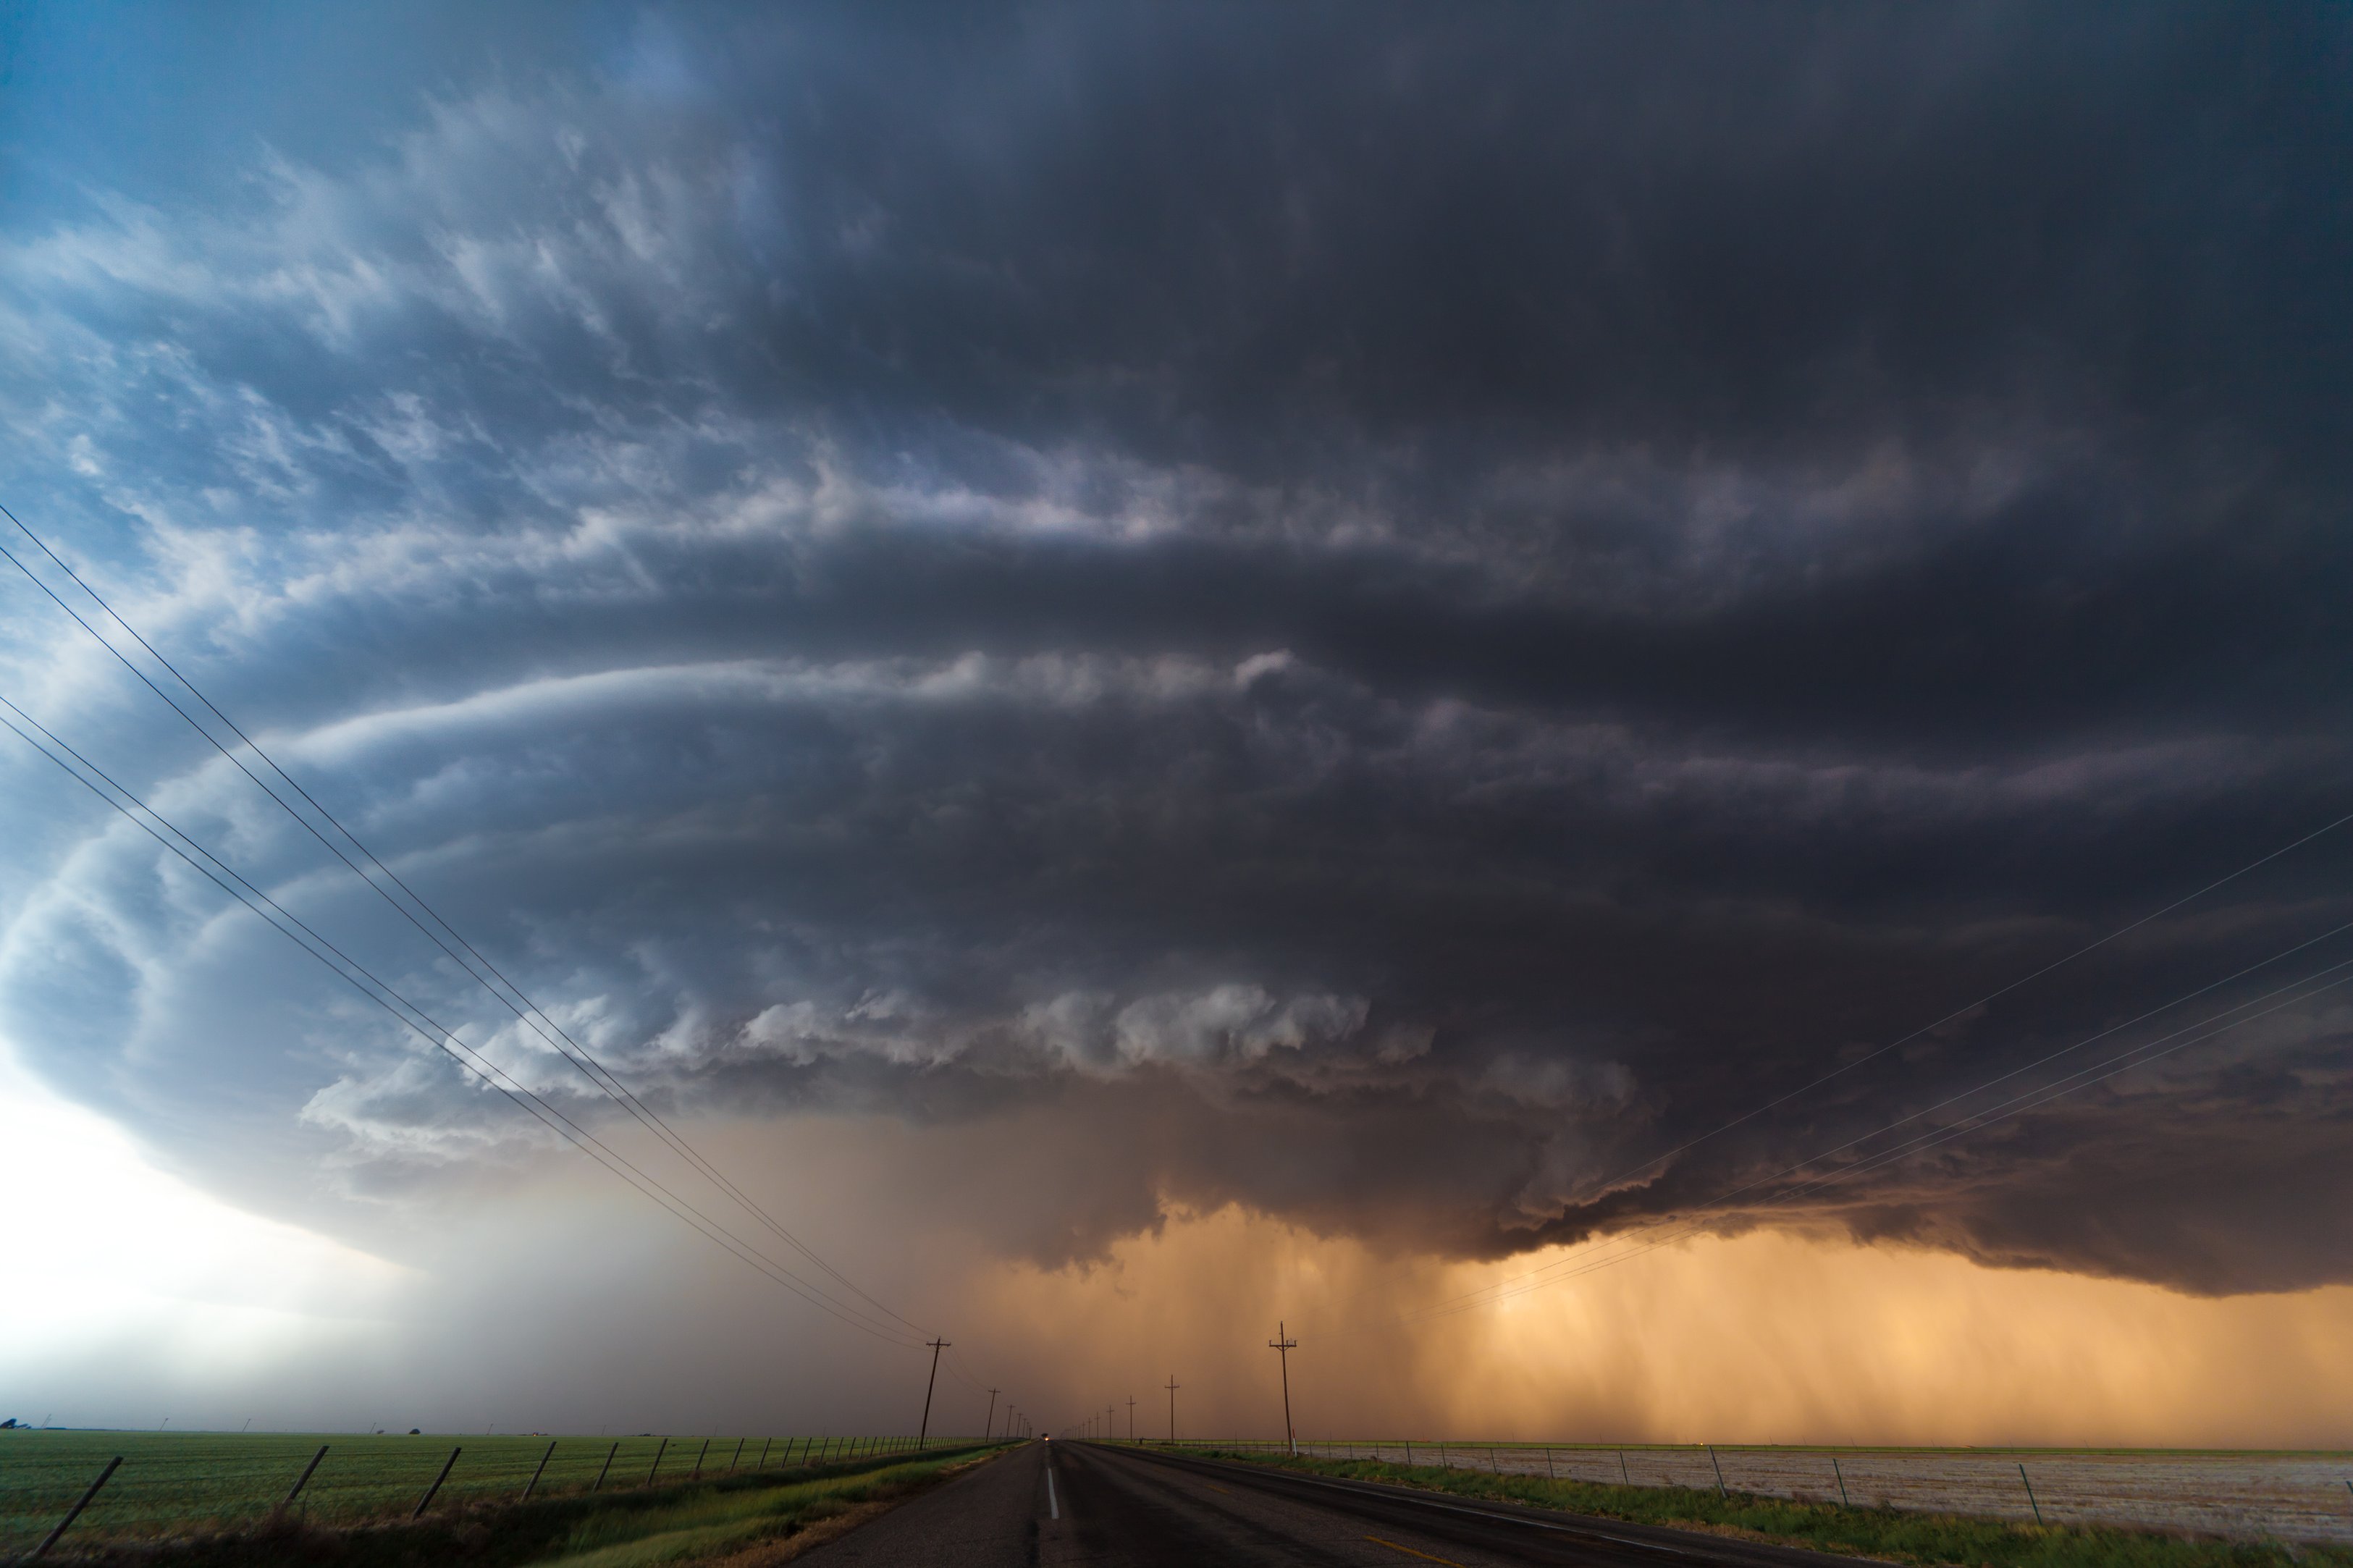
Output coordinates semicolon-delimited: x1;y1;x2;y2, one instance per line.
2;2;2349;1295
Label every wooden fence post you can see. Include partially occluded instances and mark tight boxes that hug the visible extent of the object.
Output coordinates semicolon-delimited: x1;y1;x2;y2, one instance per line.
1709;1445;1727;1500
1832;1456;1850;1508
692;1438;710;1478
593;1441;618;1492
2019;1464;2044;1526
285;1445;329;1507
522;1440;557;1501
647;1437;668;1485
412;1447;461;1519
29;1456;121;1560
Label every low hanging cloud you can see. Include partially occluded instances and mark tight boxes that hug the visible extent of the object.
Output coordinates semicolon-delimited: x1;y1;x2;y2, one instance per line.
1;3;2349;1304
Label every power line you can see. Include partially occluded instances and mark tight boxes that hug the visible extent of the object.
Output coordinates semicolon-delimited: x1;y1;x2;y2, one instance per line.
0;505;942;1348
1410;939;2353;1318
1397;924;2353;1322
0;694;925;1344
1426;966;2353;1317
0;692;933;1349
1343;822;2353;1327
1570;804;2353;1193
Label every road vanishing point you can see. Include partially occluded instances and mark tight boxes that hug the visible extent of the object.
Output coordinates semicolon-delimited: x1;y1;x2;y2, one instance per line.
799;1441;1880;1567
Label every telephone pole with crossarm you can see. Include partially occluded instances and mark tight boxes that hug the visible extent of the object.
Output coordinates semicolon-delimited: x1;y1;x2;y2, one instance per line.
918;1339;951;1446
1268;1322;1298;1455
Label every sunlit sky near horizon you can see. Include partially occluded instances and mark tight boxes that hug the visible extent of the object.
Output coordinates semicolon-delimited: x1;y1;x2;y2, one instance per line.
2;1;2350;1443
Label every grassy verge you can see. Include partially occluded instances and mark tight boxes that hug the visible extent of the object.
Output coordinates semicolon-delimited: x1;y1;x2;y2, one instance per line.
46;1444;1008;1567
1180;1448;2352;1568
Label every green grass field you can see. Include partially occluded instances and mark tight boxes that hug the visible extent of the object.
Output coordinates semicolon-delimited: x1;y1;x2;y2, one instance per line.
0;1428;961;1557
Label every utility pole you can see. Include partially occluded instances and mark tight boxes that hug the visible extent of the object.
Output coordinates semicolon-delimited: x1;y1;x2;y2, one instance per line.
918;1339;951;1446
1127;1396;1136;1442
984;1388;999;1444
1268;1321;1299;1454
1165;1375;1180;1441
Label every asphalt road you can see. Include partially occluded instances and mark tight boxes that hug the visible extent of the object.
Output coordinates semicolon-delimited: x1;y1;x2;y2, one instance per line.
795;1441;1885;1567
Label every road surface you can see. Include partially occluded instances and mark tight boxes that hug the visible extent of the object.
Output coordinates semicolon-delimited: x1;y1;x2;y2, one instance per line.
796;1441;1885;1567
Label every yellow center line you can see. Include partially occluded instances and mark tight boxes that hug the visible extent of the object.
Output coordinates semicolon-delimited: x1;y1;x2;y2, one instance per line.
1364;1535;1468;1566
1205;1483;1232;1494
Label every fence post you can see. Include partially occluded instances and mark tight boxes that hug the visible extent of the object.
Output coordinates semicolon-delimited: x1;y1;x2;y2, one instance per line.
1405;1441;1413;1464
29;1455;121;1560
285;1445;329;1507
522;1440;557;1501
594;1441;618;1493
1546;1448;1554;1480
1490;1447;1499;1473
1709;1445;1727;1500
759;1437;771;1470
1832;1456;1850;1508
647;1437;668;1485
1620;1450;1629;1485
2019;1463;2044;1526
693;1438;710;1478
413;1447;462;1519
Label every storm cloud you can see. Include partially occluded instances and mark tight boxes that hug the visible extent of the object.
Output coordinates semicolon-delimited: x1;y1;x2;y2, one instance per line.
3;0;2350;1315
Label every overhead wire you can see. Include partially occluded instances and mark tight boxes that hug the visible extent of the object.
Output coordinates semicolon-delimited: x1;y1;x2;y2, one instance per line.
1;504;945;1349
1411;935;2353;1318
1415;961;2353;1318
21;505;2331;1391
0;691;933;1349
1418;909;2353;1313
1546;804;2353;1198
1394;916;2353;1323
1324;819;2353;1326
1312;803;2353;1333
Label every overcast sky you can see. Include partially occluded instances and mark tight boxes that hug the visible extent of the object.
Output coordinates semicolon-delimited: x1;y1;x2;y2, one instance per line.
2;1;2349;1441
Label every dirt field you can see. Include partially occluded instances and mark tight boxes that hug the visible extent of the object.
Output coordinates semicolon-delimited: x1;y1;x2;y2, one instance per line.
1278;1443;2353;1544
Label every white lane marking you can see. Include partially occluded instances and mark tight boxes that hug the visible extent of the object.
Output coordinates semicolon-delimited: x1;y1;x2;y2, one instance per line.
1048;1470;1060;1519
